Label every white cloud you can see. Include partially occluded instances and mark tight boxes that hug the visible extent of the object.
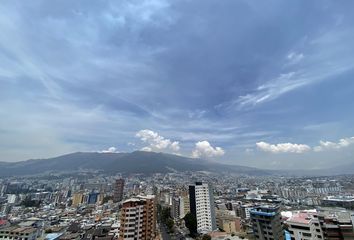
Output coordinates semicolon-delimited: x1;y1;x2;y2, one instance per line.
287;51;304;64
314;137;354;152
170;141;180;152
136;129;180;152
192;141;225;158
256;141;311;154
100;146;119;153
141;146;152;152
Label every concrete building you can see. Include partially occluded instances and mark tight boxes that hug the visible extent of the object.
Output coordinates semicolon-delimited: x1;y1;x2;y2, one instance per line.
189;182;217;233
7;194;17;204
250;205;284;240
87;192;99;205
181;194;190;219
316;210;354;239
0;226;39;240
72;192;84;207
241;204;254;220
113;179;125;203
322;196;354;210
97;193;104;205
119;195;156;240
286;212;323;240
216;210;242;234
171;196;181;219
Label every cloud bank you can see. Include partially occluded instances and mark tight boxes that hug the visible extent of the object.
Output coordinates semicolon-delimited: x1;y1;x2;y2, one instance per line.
192;141;225;158
314;137;354;152
257;136;354;154
136;129;180;153
256;141;311;154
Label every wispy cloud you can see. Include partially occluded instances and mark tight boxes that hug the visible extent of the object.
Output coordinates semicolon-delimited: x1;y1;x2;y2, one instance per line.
286;51;304;65
221;27;354;110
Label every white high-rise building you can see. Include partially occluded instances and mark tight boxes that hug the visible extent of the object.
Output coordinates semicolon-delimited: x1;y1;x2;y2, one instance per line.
7;194;17;204
189;182;217;233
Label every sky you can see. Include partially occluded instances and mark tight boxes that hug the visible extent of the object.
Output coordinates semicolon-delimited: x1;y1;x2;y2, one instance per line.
0;0;354;169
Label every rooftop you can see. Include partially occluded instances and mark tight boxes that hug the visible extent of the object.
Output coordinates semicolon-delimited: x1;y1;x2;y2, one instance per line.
286;212;315;225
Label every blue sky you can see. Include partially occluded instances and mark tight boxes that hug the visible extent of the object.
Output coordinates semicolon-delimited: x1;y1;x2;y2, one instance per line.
0;0;354;169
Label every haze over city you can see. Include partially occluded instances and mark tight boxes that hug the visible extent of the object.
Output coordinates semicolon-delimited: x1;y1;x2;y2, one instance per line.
1;0;354;170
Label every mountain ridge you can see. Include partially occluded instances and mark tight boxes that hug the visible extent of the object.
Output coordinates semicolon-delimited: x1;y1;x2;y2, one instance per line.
0;151;268;176
0;151;352;177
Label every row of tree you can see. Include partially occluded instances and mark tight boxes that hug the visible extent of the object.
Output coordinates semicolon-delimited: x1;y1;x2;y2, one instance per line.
157;205;175;233
158;205;212;239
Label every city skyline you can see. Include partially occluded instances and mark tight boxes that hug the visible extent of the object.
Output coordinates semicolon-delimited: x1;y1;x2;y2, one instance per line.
0;1;354;169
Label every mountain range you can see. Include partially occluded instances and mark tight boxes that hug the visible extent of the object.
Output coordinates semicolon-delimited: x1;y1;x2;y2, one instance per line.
0;151;270;177
0;151;352;177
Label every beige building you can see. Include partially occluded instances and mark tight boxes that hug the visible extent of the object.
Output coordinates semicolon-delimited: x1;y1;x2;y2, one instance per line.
216;210;242;234
72;192;84;207
97;193;104;205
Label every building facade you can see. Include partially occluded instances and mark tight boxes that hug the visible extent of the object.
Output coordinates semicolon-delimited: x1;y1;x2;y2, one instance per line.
250;205;284;240
0;226;39;240
189;182;217;233
286;212;323;240
72;192;84;207
119;195;156;240
87;192;99;205
114;179;125;203
317;211;354;239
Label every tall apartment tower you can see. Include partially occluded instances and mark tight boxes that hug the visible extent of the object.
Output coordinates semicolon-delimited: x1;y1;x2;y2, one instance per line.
119;195;156;240
250;205;284;240
171;196;181;219
189;182;217;233
72;192;84;207
114;178;125;202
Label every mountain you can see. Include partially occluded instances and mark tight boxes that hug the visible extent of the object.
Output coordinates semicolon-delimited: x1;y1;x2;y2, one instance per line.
0;151;270;177
313;162;354;176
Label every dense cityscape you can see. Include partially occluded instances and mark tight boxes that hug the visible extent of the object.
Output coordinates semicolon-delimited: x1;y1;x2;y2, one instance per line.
1;1;354;240
1;171;354;240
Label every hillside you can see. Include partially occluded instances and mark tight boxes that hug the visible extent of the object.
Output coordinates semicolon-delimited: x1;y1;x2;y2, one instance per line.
0;151;269;176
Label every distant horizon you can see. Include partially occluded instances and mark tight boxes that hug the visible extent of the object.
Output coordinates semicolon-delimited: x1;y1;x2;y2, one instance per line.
0;1;354;169
0;150;351;172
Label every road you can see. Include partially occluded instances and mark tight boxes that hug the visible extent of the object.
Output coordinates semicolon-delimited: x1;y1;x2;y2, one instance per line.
159;223;187;240
159;223;171;240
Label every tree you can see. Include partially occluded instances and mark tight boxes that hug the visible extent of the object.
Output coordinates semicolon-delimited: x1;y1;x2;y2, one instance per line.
102;196;113;204
161;207;171;223
21;197;41;208
183;212;197;237
166;218;175;233
202;234;211;240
